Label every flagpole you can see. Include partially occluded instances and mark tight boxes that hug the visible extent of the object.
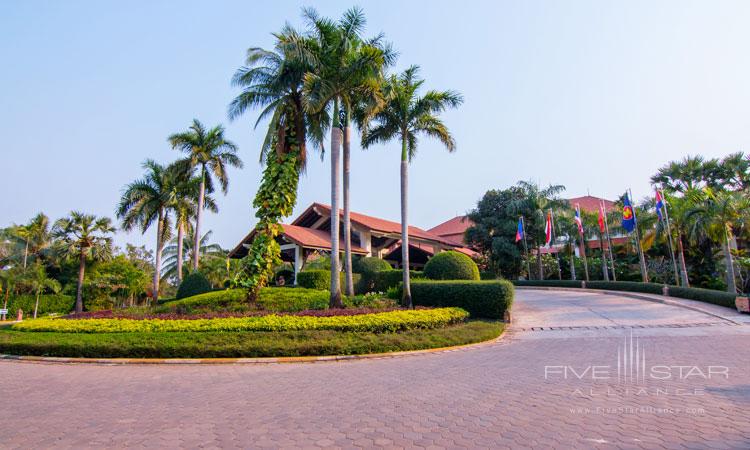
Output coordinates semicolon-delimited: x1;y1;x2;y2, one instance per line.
576;205;590;282
602;200;617;281
629;188;649;283
661;189;680;286
550;209;562;280
598;218;609;282
520;216;531;280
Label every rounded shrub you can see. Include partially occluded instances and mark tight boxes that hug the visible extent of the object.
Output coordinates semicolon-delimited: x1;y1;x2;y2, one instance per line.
424;251;480;281
352;257;392;274
176;271;212;299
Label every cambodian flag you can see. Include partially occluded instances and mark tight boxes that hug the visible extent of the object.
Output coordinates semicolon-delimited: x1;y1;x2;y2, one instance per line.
655;190;664;221
622;193;636;233
515;217;524;243
574;204;584;235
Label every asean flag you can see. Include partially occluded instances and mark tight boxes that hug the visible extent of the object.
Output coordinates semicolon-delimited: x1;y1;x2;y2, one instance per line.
622;193;636;233
544;211;553;247
515;217;524;243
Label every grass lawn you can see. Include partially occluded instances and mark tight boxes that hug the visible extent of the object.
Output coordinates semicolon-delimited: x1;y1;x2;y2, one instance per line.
0;321;503;359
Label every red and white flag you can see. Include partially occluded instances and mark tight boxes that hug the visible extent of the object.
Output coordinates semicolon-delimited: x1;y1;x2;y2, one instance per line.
598;202;606;233
574;204;584;235
544;210;553;247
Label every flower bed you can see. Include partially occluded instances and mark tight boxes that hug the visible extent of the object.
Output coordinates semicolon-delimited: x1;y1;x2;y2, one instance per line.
13;308;469;334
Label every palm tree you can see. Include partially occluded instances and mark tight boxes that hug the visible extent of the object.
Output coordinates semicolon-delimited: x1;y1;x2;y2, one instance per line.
52;212;114;313
7;213;51;269
299;7;389;306
686;188;750;293
0;267;21;320
117;159;177;303
509;181;568;280
162;229;223;281
169;120;242;271
361;66;462;307
22;262;61;319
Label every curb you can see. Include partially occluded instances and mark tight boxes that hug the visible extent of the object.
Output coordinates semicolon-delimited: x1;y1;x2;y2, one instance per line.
515;286;744;325
0;329;506;366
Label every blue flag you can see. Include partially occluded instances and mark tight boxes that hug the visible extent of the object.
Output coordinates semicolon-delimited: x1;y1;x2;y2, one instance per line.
515;217;524;242
622;193;636;233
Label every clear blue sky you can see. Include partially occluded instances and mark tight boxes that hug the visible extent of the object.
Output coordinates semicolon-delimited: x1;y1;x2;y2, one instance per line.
3;0;750;252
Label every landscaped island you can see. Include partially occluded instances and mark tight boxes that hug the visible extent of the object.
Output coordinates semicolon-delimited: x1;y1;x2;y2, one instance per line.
0;271;513;358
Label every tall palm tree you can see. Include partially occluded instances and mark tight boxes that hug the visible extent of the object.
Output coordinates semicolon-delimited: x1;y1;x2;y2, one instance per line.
7;213;51;269
22;262;61;319
361;66;463;307
117;160;176;303
686;188;750;293
52;212;114;313
169;120;242;271
301;7;389;306
509;181;568;280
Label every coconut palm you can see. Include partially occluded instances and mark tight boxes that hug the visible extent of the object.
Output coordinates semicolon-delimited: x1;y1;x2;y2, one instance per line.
686;188;750;293
117;160;177;303
228;25;328;169
21;262;61;319
361;66;462;307
6;213;51;268
509;181;567;280
52;212;114;313
162;229;223;281
169;120;242;271
300;7;389;306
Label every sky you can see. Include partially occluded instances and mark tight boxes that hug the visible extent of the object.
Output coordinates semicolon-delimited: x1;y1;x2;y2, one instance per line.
3;0;750;252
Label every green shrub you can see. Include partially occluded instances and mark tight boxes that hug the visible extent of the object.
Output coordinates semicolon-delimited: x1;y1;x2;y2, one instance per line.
479;271;499;280
258;287;329;311
410;280;514;319
586;281;667;295
353;256;392;274
176;272;212;299
4;294;74;317
513;280;583;288
157;287;331;313
423;251;480;280
667;286;737;308
372;270;424;292
13;307;469;334
296;270;363;294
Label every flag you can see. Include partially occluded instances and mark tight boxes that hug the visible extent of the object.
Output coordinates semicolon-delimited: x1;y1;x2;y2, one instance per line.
515;217;524;242
598;202;606;233
622;193;636;232
544;211;553;247
574;204;584;235
655;190;664;221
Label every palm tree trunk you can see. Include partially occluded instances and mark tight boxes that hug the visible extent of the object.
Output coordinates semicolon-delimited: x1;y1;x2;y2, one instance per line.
570;250;576;280
580;239;590;282
194;168;205;271
537;246;543;280
342;107;354;297
23;239;29;269
75;252;85;314
723;231;737;294
33;292;40;319
153;209;164;304
176;221;185;282
400;135;412;308
329;97;343;308
677;232;690;287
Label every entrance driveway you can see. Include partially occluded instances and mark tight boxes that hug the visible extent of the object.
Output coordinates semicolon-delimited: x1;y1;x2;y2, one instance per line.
1;290;749;449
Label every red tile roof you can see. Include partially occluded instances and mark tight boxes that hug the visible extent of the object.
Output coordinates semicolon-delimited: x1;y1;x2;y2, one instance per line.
428;216;474;237
301;203;456;246
568;196;615;213
280;224;368;254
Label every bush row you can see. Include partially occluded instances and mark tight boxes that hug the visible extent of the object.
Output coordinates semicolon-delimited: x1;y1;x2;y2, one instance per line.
511;279;739;309
297;269;421;294
1;294;74;317
156;288;331;313
296;270;363;293
12;307;469;334
410;280;514;320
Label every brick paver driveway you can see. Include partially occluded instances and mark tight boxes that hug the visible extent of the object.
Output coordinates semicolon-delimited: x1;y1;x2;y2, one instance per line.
1;289;749;449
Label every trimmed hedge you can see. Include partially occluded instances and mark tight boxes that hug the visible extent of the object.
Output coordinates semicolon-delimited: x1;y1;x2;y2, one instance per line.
353;257;392;274
157;287;330;313
176;272;212;299
667;286;737;309
372;270;423;293
586;281;666;295
3;294;74;317
410;280;514;319
12;307;469;334
296;270;363;294
479;271;499;280
513;280;583;288
423;251;480;280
